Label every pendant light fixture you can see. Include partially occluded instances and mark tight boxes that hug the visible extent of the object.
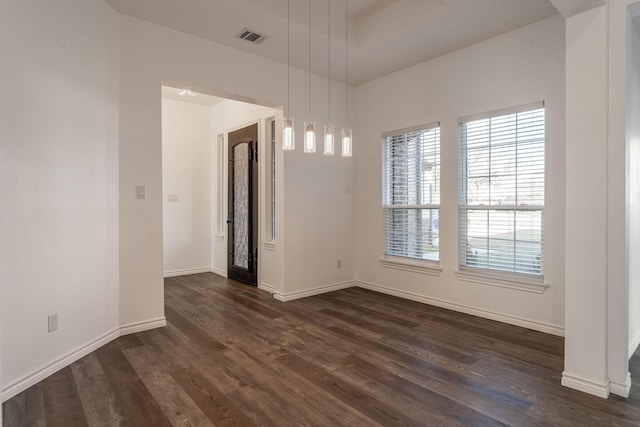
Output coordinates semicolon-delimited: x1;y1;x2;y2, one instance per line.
324;0;335;155
304;0;316;153
341;128;352;156
341;0;353;157
324;125;335;155
283;0;295;151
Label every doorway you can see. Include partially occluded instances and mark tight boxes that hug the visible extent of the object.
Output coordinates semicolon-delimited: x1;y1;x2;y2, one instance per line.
227;123;259;286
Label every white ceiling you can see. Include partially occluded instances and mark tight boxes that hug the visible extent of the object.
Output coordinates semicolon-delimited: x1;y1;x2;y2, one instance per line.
104;0;560;85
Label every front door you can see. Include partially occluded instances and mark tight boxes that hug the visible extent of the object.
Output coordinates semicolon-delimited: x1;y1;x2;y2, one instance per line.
227;124;259;286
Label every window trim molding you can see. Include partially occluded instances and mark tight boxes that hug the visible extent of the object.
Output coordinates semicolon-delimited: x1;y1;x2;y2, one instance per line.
379;256;443;276
216;133;225;235
382;121;440;139
455;268;548;294
457;101;545;124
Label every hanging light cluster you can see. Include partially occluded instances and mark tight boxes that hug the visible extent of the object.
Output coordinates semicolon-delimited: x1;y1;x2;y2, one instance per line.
283;0;352;157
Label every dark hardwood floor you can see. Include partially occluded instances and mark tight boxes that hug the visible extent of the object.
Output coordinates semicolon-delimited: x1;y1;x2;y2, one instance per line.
4;272;640;426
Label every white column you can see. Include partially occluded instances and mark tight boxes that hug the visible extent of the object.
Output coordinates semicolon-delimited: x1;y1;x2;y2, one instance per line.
607;0;639;398
563;5;611;398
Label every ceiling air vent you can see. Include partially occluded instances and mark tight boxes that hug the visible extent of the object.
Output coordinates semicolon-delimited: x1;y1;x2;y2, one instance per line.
236;28;267;44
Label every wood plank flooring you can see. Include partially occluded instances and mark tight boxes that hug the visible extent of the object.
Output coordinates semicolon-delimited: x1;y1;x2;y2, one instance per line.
4;272;640;426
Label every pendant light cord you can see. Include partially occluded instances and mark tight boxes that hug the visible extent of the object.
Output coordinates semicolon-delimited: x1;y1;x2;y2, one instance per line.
309;0;311;119
345;0;348;124
328;0;331;123
287;0;290;118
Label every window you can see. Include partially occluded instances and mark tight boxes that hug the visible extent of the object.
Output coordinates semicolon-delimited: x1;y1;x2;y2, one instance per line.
216;133;225;235
270;118;276;240
263;117;277;243
458;103;545;277
383;123;440;261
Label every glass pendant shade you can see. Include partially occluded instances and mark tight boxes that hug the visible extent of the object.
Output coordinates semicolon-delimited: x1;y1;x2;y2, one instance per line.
341;128;353;157
324;125;335;155
283;117;295;151
304;121;316;153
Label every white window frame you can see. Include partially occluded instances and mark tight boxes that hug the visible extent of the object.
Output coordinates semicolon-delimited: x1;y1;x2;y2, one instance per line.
381;123;442;275
266;117;276;241
457;102;547;292
215;133;225;241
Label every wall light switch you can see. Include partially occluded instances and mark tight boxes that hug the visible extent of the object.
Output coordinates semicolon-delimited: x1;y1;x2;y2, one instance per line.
168;194;178;202
136;186;146;199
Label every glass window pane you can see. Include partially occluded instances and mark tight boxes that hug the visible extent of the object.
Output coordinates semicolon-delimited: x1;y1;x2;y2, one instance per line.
467;177;490;205
384;208;439;261
488;239;515;271
490;175;516;205
384;126;440;261
459;106;545;276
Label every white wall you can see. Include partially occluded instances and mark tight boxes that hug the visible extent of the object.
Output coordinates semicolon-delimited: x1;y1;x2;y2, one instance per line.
209;99;277;285
5;0;633;406
0;0;120;399
628;14;640;357
0;4;356;398
354;16;566;334
118;13;355;323
162;96;279;285
161;98;212;275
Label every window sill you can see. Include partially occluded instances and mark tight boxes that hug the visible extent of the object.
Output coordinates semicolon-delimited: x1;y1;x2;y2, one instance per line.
455;269;548;294
379;256;442;276
263;241;276;251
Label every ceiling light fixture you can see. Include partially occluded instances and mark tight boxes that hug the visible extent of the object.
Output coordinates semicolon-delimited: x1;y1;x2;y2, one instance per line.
304;0;316;154
341;0;353;157
324;0;335;156
283;0;295;151
283;0;350;158
178;89;197;96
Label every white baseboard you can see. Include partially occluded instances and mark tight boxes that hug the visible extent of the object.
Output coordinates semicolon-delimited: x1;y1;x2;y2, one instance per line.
259;282;276;293
2;318;166;403
561;372;610;398
164;267;212;278
629;331;640;359
120;317;166;336
610;372;632;398
355;280;565;337
274;281;355;302
1;328;119;402
210;267;227;278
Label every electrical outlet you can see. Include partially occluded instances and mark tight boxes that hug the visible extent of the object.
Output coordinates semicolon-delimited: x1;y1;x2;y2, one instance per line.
337;259;342;269
168;194;178;202
48;313;58;332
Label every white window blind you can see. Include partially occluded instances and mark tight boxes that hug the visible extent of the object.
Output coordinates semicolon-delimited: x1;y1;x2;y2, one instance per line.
459;103;545;276
383;124;440;261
